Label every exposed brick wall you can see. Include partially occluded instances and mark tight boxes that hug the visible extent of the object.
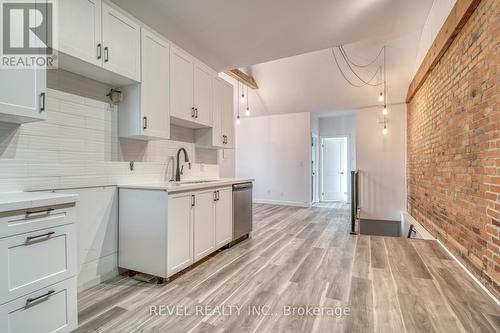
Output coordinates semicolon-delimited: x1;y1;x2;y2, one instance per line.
408;0;499;298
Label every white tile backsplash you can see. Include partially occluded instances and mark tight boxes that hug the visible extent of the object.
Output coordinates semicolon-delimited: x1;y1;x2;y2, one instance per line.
0;88;219;192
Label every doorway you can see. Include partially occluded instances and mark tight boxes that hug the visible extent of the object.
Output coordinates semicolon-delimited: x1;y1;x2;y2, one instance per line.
320;137;348;202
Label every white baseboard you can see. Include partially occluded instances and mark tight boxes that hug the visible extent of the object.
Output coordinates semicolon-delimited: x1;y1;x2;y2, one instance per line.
253;199;310;208
401;211;499;306
77;252;119;292
435;239;500;307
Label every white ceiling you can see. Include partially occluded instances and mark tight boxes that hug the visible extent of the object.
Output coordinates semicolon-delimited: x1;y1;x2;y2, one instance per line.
112;0;436;115
112;0;434;71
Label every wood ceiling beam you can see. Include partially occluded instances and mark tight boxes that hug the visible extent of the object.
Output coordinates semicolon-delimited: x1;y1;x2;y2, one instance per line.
406;0;482;103
225;69;259;89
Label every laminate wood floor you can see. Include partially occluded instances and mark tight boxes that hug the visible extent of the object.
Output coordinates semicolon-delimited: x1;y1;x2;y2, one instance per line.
74;204;500;333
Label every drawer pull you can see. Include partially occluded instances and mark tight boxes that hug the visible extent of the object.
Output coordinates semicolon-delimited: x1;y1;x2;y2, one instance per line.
26;290;55;306
26;231;55;242
25;208;54;218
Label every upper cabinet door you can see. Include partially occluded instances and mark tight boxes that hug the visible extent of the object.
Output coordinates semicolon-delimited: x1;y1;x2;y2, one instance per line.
141;28;170;139
59;0;102;67
0;0;46;124
222;82;235;148
194;63;213;127
170;47;194;121
102;3;141;82
211;78;225;147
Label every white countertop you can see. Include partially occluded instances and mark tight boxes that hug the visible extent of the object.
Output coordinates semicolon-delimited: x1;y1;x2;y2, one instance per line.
0;191;79;212
118;178;254;193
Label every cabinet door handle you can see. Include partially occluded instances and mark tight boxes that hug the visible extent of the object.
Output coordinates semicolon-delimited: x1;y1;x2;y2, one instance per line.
143;116;148;130
191;195;195;207
26;290;55;306
40;92;46;112
26;207;54;218
97;43;102;60
191;107;196;118
214;191;218;202
104;47;109;63
195;108;199;118
26;231;55;242
217;191;220;201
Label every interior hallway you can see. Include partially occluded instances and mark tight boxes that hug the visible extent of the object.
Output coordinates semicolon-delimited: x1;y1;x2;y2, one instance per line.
76;204;500;332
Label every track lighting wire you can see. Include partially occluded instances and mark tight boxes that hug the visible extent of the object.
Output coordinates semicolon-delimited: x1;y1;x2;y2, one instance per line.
340;45;384;68
331;47;382;88
338;47;381;86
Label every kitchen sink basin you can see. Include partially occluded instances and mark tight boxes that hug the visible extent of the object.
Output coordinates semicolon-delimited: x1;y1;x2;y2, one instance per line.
170;180;219;186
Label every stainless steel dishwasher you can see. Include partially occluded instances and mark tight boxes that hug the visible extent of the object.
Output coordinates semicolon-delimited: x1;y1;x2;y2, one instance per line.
232;182;253;244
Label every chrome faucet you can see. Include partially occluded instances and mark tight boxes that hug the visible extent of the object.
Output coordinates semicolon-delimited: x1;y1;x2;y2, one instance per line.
175;148;190;182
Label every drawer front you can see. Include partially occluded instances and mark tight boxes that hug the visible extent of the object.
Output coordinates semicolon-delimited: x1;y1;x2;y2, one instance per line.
0;277;77;333
0;204;76;239
0;224;76;305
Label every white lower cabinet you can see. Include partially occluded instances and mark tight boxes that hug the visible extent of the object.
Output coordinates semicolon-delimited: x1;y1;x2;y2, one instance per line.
215;188;233;248
167;193;194;276
118;186;234;279
0;224;76;305
193;190;216;262
0;194;78;333
0;277;77;333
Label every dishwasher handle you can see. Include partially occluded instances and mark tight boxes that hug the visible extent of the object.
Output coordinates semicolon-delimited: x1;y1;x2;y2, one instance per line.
233;183;253;191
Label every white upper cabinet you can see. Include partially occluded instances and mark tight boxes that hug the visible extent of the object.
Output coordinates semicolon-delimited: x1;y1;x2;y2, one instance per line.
0;0;47;124
170;46;214;128
59;0;102;67
222;81;235;148
170;47;194;122
119;28;170;140
194;63;213;127
195;77;234;148
102;3;141;82
57;1;141;85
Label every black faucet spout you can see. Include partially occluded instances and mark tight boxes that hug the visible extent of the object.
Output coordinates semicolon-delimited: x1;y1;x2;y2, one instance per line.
175;148;190;182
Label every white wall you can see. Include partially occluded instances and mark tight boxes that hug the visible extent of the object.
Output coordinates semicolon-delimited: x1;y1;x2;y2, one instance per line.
318;114;356;203
236;112;311;207
414;0;456;75
356;104;407;221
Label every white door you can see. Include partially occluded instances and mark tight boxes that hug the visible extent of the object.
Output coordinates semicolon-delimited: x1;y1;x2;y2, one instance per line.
311;135;319;203
102;3;141;81
141;28;170;139
59;0;102;66
211;78;225;147
0;0;46;124
215;188;233;248
222;82;235;148
167;194;193;275
321;137;348;202
170;47;194;121
193;191;215;261
194;63;213;126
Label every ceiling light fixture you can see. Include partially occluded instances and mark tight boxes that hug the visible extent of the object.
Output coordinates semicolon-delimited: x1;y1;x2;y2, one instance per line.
245;84;250;116
378;92;383;103
236;81;241;125
241;83;246;103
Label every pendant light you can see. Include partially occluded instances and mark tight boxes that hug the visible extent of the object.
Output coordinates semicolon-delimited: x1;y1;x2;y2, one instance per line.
241;82;246;103
236;81;241;125
245;84;250;116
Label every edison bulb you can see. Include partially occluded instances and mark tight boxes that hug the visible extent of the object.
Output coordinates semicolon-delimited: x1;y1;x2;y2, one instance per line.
382;127;388;135
236;116;241;125
378;93;384;103
383;106;388;115
245;108;250;116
